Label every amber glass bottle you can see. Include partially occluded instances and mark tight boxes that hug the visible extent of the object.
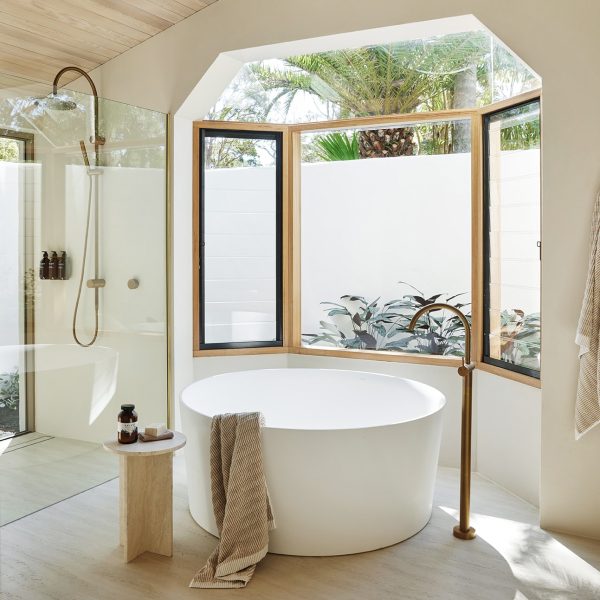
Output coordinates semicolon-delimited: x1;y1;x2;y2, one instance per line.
39;251;49;280
118;404;138;444
48;251;58;280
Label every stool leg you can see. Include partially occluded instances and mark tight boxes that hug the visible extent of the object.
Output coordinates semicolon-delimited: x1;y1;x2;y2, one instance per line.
120;453;173;562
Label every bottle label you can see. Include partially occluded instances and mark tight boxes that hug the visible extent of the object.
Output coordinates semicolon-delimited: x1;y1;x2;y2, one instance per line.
118;422;137;434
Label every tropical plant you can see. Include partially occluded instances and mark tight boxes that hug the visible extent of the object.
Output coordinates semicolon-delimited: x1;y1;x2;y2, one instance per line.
302;283;471;356
0;138;19;162
0;369;19;410
203;105;270;168
250;33;496;157
500;119;540;151
497;309;541;369
204;135;262;169
314;131;359;161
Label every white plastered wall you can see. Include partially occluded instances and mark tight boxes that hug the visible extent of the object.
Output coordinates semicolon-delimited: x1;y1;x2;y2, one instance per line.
82;0;600;538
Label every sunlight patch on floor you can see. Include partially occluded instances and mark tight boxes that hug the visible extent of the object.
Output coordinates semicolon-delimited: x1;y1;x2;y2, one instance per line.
440;505;600;598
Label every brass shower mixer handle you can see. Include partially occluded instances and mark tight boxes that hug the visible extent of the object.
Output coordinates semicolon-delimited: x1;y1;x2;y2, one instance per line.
86;278;106;288
457;362;475;377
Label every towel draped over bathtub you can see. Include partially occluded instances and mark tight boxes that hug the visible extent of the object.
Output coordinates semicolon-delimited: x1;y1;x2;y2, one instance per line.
576;191;600;438
190;412;275;588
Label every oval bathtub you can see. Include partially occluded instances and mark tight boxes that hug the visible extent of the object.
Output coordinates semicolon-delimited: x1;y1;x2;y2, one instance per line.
181;368;445;556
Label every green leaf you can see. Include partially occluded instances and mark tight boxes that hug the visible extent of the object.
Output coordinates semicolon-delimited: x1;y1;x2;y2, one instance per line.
314;131;359;162
356;331;378;348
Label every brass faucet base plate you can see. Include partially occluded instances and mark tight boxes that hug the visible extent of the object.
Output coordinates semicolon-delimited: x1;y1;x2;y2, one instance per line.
453;526;476;540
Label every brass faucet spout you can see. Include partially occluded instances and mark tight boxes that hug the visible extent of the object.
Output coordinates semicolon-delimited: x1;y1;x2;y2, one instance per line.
407;302;471;366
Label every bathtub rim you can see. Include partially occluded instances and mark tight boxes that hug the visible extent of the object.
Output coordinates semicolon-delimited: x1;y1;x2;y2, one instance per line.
180;368;446;432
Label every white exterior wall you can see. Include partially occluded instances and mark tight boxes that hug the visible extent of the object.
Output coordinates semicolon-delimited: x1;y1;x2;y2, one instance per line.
203;150;539;344
301;153;472;336
493;148;541;314
204;166;277;344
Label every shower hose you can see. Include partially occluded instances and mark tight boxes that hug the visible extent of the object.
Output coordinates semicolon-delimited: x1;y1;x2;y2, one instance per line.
72;170;99;347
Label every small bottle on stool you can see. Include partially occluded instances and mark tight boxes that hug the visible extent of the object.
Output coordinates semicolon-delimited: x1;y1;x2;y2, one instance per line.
118;404;138;444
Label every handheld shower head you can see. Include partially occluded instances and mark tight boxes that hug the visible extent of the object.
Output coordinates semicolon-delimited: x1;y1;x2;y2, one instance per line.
79;140;90;168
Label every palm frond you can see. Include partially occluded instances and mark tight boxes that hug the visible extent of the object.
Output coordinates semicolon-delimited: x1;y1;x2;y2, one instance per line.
314;131;359;161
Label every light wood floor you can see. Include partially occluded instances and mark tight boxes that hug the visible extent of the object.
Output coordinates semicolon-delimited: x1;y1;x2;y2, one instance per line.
0;433;117;525
1;456;599;600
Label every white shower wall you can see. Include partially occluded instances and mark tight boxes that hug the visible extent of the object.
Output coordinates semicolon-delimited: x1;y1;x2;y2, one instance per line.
34;165;167;443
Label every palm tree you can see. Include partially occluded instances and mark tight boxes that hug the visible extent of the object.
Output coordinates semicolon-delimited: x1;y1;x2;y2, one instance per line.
250;33;494;157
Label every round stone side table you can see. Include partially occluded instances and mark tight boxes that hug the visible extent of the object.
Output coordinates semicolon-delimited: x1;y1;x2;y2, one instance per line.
103;432;186;562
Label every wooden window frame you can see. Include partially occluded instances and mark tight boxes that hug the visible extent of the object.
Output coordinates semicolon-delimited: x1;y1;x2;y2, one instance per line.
192;89;542;389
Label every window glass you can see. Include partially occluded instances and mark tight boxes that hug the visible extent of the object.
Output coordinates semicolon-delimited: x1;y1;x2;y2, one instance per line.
206;31;540;124
484;100;541;376
200;130;282;348
301;119;472;356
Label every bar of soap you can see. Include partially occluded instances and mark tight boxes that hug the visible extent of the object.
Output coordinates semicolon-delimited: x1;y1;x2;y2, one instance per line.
144;423;167;437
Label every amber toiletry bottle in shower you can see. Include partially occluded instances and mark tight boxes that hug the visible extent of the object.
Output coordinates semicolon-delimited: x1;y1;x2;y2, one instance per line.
58;251;66;280
48;251;58;280
39;251;49;280
118;404;138;444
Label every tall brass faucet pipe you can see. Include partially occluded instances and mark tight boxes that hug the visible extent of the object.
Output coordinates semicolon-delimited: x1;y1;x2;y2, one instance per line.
408;302;476;540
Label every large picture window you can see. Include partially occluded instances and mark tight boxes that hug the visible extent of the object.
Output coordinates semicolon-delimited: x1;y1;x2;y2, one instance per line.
483;100;541;377
300;119;472;358
197;128;283;350
192;21;542;386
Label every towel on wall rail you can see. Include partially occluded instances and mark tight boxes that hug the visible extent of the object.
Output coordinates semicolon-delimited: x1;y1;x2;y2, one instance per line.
575;191;600;438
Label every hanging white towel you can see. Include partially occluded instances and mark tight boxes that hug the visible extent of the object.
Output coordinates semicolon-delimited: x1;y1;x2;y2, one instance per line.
575;192;600;438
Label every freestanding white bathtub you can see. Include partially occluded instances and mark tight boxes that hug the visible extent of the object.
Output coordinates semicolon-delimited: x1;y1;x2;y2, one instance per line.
181;368;445;556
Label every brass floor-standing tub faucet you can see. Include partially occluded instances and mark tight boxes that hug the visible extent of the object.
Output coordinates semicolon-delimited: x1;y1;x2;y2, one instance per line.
408;303;476;540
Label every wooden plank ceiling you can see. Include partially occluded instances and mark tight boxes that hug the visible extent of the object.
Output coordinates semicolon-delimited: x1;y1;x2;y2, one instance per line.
0;0;219;88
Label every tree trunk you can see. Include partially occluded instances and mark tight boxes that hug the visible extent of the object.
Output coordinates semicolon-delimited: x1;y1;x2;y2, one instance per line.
358;128;416;158
452;65;477;153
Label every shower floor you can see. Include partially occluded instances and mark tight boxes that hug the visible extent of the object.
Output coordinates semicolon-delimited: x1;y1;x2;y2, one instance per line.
0;433;117;525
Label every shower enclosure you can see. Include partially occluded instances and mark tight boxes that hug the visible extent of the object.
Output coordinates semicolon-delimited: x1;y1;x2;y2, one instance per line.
0;71;169;523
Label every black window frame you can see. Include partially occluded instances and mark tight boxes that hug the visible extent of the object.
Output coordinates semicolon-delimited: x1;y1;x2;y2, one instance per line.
198;128;284;350
482;98;541;379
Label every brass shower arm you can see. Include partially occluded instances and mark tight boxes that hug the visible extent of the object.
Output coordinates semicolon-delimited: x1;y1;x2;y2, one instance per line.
52;66;98;98
52;66;105;148
407;302;472;366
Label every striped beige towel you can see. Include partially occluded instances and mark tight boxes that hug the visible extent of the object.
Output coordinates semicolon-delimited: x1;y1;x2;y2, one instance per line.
190;412;275;588
576;192;600;438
